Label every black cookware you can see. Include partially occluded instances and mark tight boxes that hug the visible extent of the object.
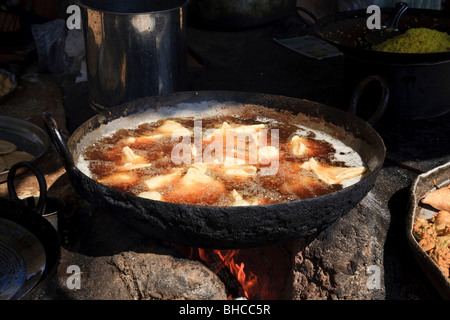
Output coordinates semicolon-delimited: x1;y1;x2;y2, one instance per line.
298;6;450;121
43;91;386;249
0;161;60;300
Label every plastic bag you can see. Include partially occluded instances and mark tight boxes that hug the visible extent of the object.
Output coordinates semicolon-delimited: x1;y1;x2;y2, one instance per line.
31;19;71;77
64;28;87;83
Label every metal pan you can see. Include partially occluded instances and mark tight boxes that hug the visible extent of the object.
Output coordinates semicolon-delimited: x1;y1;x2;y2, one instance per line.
406;161;450;299
308;7;450;65
0;116;49;183
0;217;47;300
297;6;450;120
0;161;60;300
43;91;386;249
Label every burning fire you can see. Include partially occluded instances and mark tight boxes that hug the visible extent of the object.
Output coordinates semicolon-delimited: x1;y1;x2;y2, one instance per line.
176;243;291;300
213;250;258;299
179;246;265;299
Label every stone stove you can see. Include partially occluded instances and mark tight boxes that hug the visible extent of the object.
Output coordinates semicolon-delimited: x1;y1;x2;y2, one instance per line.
21;171;417;301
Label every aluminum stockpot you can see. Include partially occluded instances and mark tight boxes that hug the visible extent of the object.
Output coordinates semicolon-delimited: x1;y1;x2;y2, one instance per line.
76;0;190;113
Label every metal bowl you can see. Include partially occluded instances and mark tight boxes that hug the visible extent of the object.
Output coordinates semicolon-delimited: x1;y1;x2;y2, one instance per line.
0;69;17;105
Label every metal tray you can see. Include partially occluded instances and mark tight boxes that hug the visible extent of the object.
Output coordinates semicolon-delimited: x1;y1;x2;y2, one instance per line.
406;161;450;299
0;217;46;300
0;116;49;183
0;192;61;300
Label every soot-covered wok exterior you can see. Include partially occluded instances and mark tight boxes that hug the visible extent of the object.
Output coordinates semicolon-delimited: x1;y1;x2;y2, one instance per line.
44;91;385;249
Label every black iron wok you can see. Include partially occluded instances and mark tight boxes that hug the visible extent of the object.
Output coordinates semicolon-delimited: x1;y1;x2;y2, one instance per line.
43;91;385;249
0;161;60;299
298;6;450;120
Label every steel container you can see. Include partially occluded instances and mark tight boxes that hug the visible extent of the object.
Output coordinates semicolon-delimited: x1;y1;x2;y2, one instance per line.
76;0;190;112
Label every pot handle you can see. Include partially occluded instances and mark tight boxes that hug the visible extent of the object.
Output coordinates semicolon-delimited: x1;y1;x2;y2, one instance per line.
296;6;318;27
349;75;390;125
42;111;76;171
7;161;47;216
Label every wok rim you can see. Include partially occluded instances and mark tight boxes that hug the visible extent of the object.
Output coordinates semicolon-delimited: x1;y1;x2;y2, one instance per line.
67;90;386;211
46;91;387;247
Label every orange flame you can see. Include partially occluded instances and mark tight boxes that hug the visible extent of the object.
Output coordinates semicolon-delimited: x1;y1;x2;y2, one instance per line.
175;242;291;300
214;250;258;299
175;244;268;299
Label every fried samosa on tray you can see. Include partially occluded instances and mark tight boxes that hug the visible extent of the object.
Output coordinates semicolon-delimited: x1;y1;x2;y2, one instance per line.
422;185;450;212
